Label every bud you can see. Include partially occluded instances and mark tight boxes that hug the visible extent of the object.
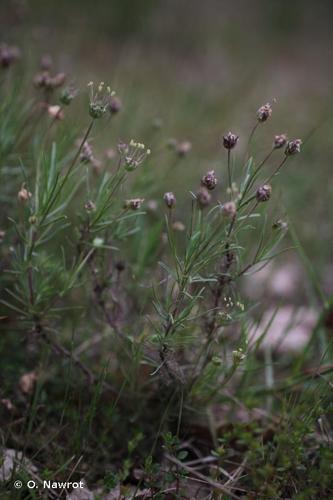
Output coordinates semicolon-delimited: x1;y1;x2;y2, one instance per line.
257;102;272;122
124;198;145;210
201;170;217;190
232;349;246;363
48;105;64;120
108;95;122;114
89;102;105;119
29;215;37;225
176;141;192;157
285;139;302;156
274;134;287;149
60;86;77;105
163;192;176;209
223;132;239;150
17;184;32;202
0;230;5;243
222;201;236;217
256;184;272;202
80;142;94;163
0;44;20;68
196;187;211;208
84;200;96;212
273;219;288;231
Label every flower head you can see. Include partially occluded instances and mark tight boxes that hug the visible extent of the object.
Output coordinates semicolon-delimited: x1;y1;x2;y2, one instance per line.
119;140;151;171
223;132;239;150
17;183;32;202
274;134;287;149
163;192;176;209
88;81;115;119
257;102;272;122
196;187;211;208
108;95;122;114
176;141;192;157
285;139;302;156
256;184;272;202
201;170;217;190
124;198;145;210
0;44;20;68
222;201;237;217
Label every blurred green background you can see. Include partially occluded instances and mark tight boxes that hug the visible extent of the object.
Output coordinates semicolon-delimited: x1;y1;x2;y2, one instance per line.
1;0;333;280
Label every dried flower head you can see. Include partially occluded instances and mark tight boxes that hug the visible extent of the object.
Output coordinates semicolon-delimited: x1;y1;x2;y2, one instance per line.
48;105;64;120
17;183;32;202
201;170;217;190
0;44;20;68
108;95;122;114
257;102;272;122
163;192;176;209
222;201;237;217
223;132;239;150
176;141;192;157
196;187;211;208
124;198;145;210
119;140;151;171
256;184;272;202
88;81;115;119
274;134;287;149
285;139;302;156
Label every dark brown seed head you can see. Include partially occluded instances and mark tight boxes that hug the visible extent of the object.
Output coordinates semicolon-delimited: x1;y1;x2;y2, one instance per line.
163;192;176;209
223;132;239;150
256;184;272;202
201;170;217;190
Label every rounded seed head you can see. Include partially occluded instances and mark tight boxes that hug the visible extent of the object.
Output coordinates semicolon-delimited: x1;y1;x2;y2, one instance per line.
257;102;272;122
163;192;176;209
274;134;287;149
256;184;272;202
196;187;211;208
223;132;239;150
285;139;302;156
201;170;217;190
222;201;237;217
